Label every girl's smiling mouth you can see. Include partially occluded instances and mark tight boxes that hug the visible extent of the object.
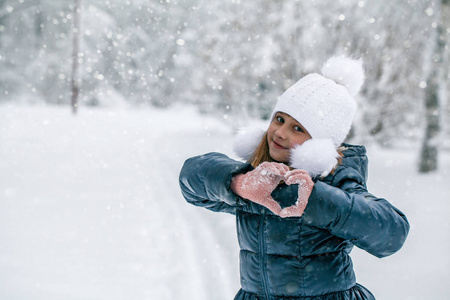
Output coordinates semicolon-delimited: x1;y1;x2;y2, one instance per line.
273;140;288;150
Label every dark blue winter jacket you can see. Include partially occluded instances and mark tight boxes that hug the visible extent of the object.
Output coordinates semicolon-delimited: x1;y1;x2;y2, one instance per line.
179;145;409;299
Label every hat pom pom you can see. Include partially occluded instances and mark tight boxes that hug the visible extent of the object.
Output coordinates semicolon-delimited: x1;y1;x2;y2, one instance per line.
321;56;365;96
233;126;266;161
290;139;340;178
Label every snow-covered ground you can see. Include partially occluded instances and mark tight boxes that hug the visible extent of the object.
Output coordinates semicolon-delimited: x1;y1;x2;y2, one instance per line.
0;104;449;300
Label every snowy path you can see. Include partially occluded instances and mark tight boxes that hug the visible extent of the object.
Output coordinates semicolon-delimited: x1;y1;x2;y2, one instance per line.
0;105;240;300
1;104;449;300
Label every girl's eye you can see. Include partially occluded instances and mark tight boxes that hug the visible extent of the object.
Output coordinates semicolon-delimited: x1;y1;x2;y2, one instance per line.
276;116;284;123
294;126;304;132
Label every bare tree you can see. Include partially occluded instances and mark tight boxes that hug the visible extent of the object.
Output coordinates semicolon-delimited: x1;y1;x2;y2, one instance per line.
419;0;449;172
70;0;82;114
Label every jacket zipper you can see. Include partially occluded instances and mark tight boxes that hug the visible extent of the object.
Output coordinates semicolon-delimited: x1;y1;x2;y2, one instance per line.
259;212;271;300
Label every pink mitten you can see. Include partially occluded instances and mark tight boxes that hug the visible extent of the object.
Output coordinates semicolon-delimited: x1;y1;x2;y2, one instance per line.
279;170;314;218
231;162;290;214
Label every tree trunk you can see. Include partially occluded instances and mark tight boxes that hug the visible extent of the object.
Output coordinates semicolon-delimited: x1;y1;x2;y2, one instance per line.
34;0;43;51
418;0;448;172
0;0;5;49
70;0;82;114
419;63;440;172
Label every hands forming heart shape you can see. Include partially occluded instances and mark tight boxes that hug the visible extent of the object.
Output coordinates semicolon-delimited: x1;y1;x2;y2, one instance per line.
230;162;314;218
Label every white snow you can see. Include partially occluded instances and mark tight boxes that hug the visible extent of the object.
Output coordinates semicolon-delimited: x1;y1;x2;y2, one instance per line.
0;104;449;300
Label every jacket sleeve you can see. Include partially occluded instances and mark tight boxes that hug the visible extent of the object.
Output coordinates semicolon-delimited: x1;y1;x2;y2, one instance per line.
179;152;252;214
301;168;410;258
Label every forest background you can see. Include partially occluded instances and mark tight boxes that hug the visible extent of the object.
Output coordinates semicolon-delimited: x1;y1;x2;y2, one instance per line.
1;0;450;170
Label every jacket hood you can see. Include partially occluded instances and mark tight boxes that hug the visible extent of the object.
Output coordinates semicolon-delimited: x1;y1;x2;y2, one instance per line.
322;143;368;189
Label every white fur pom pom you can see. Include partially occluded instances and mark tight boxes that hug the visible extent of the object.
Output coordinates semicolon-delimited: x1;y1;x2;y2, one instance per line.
321;56;365;96
233;126;266;161
289;139;340;178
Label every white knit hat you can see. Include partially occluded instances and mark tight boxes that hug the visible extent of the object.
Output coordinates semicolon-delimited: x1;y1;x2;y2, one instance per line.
271;56;365;147
233;56;365;178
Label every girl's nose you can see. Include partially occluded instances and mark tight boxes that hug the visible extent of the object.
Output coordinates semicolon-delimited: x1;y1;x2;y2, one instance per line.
275;125;287;139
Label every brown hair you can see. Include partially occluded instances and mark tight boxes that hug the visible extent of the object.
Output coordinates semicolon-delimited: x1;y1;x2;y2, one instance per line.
247;131;275;168
247;131;345;175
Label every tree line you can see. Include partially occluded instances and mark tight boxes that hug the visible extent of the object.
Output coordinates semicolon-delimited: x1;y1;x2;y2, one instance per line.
0;0;448;171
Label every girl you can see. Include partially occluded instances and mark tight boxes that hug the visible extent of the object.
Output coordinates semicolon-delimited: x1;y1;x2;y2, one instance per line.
179;56;409;300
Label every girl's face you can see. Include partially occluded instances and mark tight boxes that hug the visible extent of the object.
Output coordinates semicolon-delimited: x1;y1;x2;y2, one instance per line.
267;112;311;163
